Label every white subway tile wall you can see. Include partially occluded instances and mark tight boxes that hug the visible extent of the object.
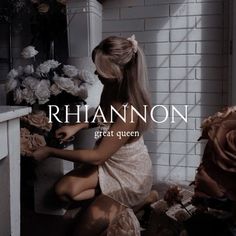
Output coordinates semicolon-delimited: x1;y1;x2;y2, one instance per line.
103;0;229;183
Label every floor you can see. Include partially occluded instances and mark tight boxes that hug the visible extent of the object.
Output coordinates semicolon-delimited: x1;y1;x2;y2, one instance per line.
21;180;235;236
21;182;172;236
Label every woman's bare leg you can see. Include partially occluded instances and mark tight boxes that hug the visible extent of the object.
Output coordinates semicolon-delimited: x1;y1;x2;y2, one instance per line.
73;194;125;236
54;165;98;202
73;189;96;201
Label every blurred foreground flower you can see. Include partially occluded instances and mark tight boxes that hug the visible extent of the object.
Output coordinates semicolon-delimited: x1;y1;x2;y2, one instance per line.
197;106;236;200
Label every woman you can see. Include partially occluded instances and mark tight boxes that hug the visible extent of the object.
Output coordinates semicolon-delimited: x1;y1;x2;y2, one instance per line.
33;35;156;236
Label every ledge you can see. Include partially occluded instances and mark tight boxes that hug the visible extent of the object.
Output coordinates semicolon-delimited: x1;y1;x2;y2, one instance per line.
0;106;31;123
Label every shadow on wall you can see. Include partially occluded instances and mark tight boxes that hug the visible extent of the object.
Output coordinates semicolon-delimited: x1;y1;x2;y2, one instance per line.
153;0;229;183
173;1;227;182
101;0;231;183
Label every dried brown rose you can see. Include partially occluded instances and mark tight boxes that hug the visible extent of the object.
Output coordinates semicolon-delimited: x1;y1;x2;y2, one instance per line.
20;128;46;157
21;110;52;132
20;128;34;156
31;134;46;149
198;106;236;200
21;134;34;156
194;165;225;198
21;127;31;137
199;106;236;142
164;186;183;206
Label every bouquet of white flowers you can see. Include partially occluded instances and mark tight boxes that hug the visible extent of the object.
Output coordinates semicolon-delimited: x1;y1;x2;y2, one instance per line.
6;45;97;155
6;46;96;106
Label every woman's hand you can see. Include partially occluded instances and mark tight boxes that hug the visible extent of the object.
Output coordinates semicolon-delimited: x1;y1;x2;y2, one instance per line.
32;146;52;161
55;125;79;142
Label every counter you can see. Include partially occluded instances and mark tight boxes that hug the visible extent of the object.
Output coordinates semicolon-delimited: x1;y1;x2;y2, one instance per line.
0;106;31;236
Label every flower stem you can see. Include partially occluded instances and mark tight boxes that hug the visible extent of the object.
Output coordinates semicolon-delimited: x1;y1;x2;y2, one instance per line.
179;201;192;216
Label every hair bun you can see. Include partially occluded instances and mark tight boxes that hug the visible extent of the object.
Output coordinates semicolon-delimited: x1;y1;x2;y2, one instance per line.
127;34;138;54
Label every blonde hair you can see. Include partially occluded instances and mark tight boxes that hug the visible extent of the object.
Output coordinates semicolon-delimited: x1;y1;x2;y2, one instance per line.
92;36;152;133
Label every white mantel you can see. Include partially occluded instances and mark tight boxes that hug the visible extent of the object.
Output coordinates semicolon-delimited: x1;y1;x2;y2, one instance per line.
0;106;31;122
0;106;31;236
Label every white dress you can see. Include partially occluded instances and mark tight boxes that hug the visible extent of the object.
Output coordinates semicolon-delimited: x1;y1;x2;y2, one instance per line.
98;135;153;208
95;106;153;235
99;135;153;236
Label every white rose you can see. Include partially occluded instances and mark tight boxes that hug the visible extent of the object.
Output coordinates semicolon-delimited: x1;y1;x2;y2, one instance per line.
6;78;18;93
45;60;61;69
14;88;23;104
36;63;51;74
24;65;34;75
53;74;75;94
45;60;60;69
22;76;40;91
21;46;38;59
22;88;36;104
71;83;88;99
72;78;83;89
36;60;60;74
78;69;96;85
50;83;62;96
17;66;24;76
63;65;78;78
7;68;18;79
77;84;88;99
35;80;50;104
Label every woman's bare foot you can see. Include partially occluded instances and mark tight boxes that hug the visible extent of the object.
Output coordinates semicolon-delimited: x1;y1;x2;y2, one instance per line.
133;190;159;213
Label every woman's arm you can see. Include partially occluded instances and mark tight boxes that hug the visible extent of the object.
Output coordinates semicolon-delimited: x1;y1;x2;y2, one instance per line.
33;106;138;165
55;109;99;141
55;122;89;141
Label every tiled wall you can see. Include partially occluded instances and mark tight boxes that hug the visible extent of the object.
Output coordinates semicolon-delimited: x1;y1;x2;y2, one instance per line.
0;0;229;183
102;0;229;183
